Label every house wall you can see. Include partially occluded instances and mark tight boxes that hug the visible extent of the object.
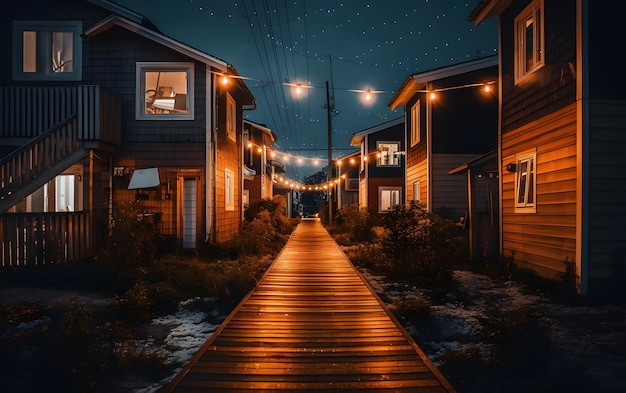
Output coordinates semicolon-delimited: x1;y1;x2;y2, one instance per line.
586;100;626;295
405;160;427;204
431;154;479;219
501;103;577;279
212;91;243;243
500;0;576;134
366;177;405;213
85;26;212;247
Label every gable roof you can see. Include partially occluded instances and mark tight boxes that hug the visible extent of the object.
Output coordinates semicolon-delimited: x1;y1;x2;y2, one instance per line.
244;119;277;142
388;55;498;110
349;117;404;145
468;0;514;25
84;14;229;72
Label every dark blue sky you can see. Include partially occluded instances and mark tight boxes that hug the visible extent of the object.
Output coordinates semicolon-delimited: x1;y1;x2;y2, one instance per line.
116;0;497;180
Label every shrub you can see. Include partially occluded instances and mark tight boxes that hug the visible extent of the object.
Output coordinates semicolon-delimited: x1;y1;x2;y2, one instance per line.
104;201;161;272
390;297;433;320
381;203;456;281
333;205;379;243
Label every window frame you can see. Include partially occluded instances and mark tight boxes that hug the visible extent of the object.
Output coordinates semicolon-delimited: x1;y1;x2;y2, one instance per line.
226;93;237;142
413;180;421;202
514;150;537;213
410;100;420;146
12;20;83;81
225;167;235;211
136;62;194;120
376;141;400;167
379;186;402;213
514;0;545;83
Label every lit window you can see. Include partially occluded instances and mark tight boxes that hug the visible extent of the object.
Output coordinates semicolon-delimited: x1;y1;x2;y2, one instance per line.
226;93;236;141
377;142;400;166
225;167;235;211
13;21;82;81
515;151;536;211
136;62;194;120
411;100;420;146
379;187;401;212
413;181;421;202
514;0;544;82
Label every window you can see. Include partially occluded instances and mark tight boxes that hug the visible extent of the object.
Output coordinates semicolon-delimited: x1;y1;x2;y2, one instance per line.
226;93;236;141
515;151;536;211
225;167;235;211
377;142;400;166
411;100;420;146
413;181;421;202
514;0;544;82
13;21;82;81
136;62;194;120
379;187;401;212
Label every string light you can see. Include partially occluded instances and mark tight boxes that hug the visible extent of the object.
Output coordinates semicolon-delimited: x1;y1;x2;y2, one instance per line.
238;75;496;189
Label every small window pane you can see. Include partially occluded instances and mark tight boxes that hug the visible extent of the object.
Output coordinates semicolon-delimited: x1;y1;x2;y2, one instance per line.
378;143;399;166
51;31;73;73
22;31;37;72
144;71;188;115
524;18;535;72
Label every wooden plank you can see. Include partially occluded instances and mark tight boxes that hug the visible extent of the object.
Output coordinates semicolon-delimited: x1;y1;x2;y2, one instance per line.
165;219;455;392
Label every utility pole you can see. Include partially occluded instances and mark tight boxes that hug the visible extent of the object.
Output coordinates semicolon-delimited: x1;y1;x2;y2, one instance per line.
326;80;333;226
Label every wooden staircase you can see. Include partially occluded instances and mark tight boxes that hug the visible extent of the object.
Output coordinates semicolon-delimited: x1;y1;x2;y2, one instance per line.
0;115;87;213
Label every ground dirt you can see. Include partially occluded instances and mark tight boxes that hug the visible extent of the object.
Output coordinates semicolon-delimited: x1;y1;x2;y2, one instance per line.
1;261;626;393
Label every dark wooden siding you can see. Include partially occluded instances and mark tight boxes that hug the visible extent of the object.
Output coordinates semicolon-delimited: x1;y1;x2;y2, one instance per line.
586;100;626;295
500;0;577;134
501;104;577;279
431;67;498;155
588;2;626;99
84;26;209;154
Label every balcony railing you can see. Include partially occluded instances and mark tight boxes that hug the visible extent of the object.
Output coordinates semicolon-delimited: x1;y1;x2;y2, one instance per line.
0;85;121;145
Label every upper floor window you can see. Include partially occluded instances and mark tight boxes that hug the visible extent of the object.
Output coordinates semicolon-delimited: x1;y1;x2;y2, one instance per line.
514;0;544;82
226;93;236;141
13;21;82;81
410;100;420;146
137;62;194;120
377;142;400;166
515;150;536;212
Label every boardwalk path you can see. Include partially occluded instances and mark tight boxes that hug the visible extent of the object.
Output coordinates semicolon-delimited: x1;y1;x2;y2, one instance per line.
165;219;455;392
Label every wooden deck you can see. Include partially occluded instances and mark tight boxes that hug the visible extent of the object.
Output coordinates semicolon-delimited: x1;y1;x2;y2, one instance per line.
165;219;455;392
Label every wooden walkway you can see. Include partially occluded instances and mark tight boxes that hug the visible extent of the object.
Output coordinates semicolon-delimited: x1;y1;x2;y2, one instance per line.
165;219;455;392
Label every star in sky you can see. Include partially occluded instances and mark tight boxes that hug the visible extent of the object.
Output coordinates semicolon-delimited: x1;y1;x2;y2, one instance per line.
116;0;497;179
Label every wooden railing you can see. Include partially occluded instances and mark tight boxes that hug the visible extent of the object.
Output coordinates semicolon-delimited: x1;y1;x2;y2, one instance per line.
0;212;92;267
0;115;80;204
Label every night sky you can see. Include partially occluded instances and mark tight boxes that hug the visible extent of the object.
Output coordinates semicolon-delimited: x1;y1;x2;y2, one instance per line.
116;0;497;180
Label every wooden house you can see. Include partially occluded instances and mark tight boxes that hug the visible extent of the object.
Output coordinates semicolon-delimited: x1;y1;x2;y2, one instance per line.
0;0;254;267
349;117;405;214
242;119;284;206
470;0;626;297
389;56;498;221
